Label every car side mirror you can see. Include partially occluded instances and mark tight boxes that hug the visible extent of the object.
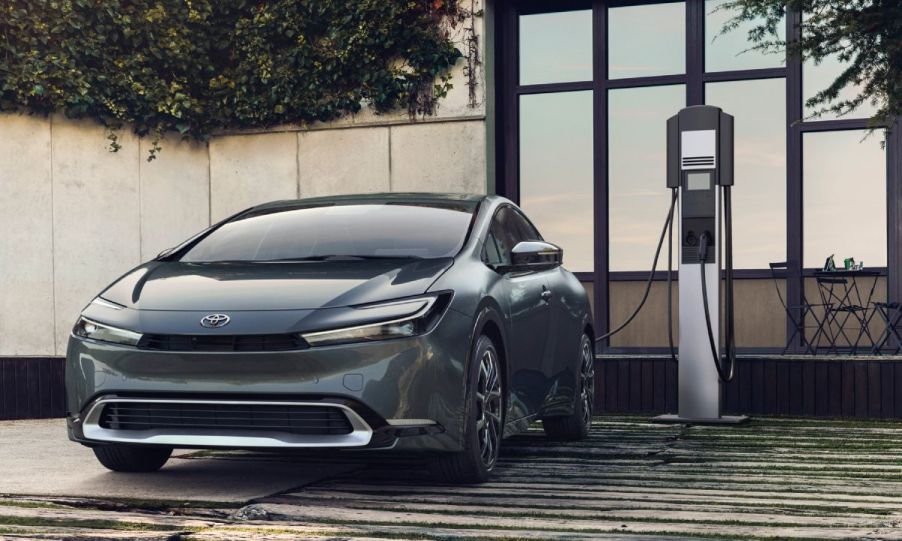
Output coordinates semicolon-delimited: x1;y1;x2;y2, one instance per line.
509;241;563;272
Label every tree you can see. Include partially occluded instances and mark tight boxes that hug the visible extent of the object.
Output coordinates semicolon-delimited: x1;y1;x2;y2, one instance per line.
720;0;901;125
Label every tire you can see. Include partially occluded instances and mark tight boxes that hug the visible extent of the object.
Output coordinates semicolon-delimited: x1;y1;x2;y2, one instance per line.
93;445;172;473
431;334;503;484
543;333;594;441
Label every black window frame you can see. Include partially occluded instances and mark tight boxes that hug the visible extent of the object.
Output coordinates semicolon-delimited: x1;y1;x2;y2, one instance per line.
496;0;901;354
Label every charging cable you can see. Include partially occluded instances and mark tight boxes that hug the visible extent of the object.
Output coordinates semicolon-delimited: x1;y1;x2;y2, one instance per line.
595;183;736;379
597;188;679;364
697;186;736;382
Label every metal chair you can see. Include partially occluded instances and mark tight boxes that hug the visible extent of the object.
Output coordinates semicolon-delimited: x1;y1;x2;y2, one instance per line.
815;275;873;354
869;302;902;355
769;262;832;355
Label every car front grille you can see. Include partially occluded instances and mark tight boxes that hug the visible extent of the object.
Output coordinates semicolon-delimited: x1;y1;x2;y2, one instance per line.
137;333;307;352
98;402;353;435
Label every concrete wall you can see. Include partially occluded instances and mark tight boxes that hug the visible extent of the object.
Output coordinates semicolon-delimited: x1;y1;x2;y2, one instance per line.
0;112;486;356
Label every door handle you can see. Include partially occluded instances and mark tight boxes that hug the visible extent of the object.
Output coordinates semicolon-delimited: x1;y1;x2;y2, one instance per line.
541;289;553;303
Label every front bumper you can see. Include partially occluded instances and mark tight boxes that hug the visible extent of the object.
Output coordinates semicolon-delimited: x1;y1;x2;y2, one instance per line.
65;308;472;452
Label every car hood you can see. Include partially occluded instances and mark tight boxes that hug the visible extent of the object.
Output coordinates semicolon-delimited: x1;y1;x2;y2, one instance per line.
99;259;454;311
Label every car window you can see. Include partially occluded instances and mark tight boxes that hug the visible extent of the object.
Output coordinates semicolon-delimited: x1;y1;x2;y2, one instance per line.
482;230;504;266
507;208;543;242
181;203;475;262
484;206;543;267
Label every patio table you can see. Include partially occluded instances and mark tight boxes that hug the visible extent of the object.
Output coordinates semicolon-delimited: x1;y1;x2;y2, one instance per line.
812;268;882;353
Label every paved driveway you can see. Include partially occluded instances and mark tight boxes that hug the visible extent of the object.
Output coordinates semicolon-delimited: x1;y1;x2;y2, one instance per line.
1;416;901;539
0;419;356;502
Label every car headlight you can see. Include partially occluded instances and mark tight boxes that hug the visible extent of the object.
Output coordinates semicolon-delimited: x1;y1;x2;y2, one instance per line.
302;293;452;347
73;317;143;346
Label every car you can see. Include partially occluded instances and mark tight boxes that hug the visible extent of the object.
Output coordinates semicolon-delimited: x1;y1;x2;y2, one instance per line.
65;193;595;483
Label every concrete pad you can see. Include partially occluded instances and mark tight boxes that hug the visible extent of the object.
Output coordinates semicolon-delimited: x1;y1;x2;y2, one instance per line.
0;114;54;356
51;118;142;354
389;120;487;193
0;419;356;503
209;132;298;221
139;136;210;261
298;128;390;197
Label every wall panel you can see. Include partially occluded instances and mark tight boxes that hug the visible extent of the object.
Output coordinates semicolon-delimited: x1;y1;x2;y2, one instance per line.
0;114;55;356
139;136;210;260
51;119;141;354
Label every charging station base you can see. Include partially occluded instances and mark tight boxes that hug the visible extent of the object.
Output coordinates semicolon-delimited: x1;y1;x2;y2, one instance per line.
652;414;749;425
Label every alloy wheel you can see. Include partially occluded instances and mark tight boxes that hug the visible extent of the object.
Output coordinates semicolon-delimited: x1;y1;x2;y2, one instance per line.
476;347;502;469
579;338;595;430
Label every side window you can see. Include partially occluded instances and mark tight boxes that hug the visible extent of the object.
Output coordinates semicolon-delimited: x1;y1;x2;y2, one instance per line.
508;209;543;242
484;206;545;268
482;230;504;265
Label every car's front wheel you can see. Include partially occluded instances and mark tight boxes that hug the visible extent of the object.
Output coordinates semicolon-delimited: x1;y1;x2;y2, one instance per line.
543;333;594;441
431;334;503;484
93;445;172;472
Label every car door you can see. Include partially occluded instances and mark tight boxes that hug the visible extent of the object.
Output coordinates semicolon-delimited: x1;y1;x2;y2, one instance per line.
486;206;553;419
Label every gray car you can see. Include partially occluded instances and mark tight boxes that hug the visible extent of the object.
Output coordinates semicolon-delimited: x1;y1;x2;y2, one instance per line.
66;193;594;483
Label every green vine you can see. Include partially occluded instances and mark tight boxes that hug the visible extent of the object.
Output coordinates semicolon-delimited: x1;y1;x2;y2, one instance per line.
0;0;474;159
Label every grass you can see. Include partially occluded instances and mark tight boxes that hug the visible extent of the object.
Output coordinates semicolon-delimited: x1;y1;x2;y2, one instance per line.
0;499;67;510
182;522;835;541
294;492;898;517
0;514;193;532
274;501;884;529
264;516;848;541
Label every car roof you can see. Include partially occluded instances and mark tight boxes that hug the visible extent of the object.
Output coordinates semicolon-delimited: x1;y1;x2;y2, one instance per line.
249;193;489;213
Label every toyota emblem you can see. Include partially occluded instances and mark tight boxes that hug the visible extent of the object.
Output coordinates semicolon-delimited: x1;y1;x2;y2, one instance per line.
200;314;231;328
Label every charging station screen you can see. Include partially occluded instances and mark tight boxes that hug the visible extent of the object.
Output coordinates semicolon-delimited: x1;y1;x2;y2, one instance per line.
686;172;712;191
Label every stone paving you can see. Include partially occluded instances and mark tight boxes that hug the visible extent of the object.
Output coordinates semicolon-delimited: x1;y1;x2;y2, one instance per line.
2;416;902;540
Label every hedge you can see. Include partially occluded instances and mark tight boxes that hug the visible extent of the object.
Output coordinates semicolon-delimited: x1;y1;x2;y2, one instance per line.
0;0;472;157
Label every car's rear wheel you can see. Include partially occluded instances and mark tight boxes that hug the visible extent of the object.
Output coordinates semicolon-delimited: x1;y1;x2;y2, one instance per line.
93;445;172;472
431;334;503;484
543;333;594;441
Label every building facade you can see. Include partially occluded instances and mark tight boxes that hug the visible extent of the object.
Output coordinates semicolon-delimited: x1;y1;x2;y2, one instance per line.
2;0;901;419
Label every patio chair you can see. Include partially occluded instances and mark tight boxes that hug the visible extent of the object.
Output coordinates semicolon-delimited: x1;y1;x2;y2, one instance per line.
815;275;873;354
869;302;902;355
769;262;832;355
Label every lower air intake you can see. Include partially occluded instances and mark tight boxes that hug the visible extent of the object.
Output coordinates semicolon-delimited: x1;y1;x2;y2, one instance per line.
98;402;353;436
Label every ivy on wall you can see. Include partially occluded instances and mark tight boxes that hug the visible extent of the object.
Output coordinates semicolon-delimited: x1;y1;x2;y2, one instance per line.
0;0;476;158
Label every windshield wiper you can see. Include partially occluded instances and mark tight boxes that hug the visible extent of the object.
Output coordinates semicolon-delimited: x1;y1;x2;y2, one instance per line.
255;254;424;262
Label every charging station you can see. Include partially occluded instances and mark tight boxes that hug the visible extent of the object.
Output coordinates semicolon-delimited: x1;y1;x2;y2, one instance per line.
599;105;747;424
656;105;747;424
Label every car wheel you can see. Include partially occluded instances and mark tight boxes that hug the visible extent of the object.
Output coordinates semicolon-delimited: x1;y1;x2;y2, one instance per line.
431;334;503;484
93;445;172;472
543;333;594;441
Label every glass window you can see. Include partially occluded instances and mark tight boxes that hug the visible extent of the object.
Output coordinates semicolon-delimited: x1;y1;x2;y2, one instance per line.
803;130;886;267
519;10;593;86
181;203;474;262
803;52;879;121
608;2;685;79
519;91;594;272
608;85;685;271
705;0;784;72
706;78;786;268
488;206;543;267
507;208;543;242
482;230;504;266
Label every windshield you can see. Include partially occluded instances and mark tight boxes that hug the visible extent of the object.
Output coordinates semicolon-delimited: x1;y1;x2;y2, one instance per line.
180;202;475;263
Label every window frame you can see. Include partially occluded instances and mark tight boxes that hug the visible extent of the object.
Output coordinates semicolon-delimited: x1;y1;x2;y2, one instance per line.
496;0;899;354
